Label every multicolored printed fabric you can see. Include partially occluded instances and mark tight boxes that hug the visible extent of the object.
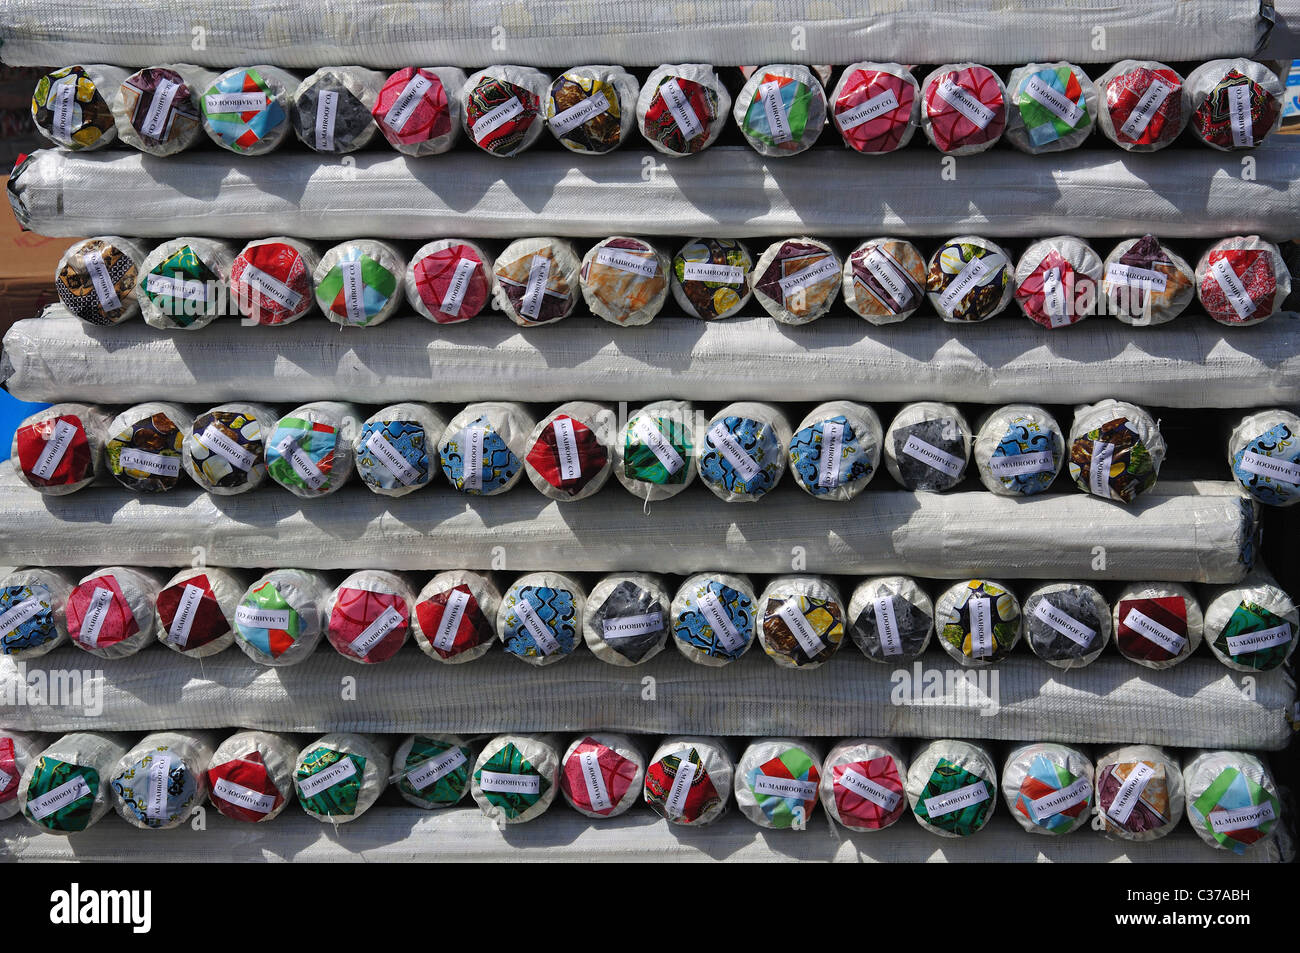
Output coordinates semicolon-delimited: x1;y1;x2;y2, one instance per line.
373;68;451;146
924;66;1006;152
1014;65;1090;147
561;737;639;816
938;580;1018;661
699;415;783;496
1014;754;1091;832
1192;69;1280;149
439;418;521;494
14;415;91;488
1105;66;1183;148
832;756;907;829
747;748;820;828
201;68;286;153
674;581;753;661
414;584;494;660
0;738;16;807
494;248;573;324
987;414;1062;495
105;411;185;492
673;239;752;320
111;745;198;829
67;574;138;649
1104;234;1193;318
474;742;548;819
24;757;99;831
1213;601;1295;671
230;242;311;324
315;247;399;325
296;747;365;817
1190;766;1279;853
912;758;993;835
121;68;200;148
500;586;578;659
411;245;490;323
845;241;925;317
466;77;540;155
207;750;285;822
754;241;840;319
356;419;430;490
833;68;915;153
329;587;409;663
1116;596;1188;664
0;583;58;654
547;74;624;153
140;244;223;326
644;747;720;822
57;239;138;325
398;737;472;806
1098;759;1171;834
236;581;303;659
762;594;843;666
788;415;874;495
1068;416;1157;503
580;238;667;323
31;66;115;149
188;410;264;489
622;415;692;485
927;240;1010;321
1232;422;1300;506
156;574;229;651
265;417;340;492
525;415;607;495
739;72;816;152
1200;249;1276;324
642;76;719;154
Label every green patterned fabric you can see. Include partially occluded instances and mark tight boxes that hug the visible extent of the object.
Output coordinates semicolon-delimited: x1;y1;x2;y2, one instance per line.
398;737;472;807
295;747;365;817
913;757;993;836
140;244;221;325
1215;601;1294;671
474;742;548;820
623;416;692;485
24;757;98;832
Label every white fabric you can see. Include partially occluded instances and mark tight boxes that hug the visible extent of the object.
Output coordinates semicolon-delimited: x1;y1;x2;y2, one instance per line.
1000;742;1095;835
582;572;671;666
153;566;247;659
1182;750;1280;852
1112;582;1206;670
0;568;75;660
207;729;298;822
973;404;1065;497
138;237;237;330
109;730;218;830
906;739;998;837
17;731;131;834
524;401;615;502
469;733;560;824
1202;572;1298;671
410;570;501;665
1003;63;1099;154
232;568;329;667
559;732;645;819
293;732;391;824
1096;744;1185;841
733;738;824;829
69;567;162;660
755;576;846;670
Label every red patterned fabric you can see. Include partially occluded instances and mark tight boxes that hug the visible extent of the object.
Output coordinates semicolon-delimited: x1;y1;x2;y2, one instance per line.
372;68;451;145
15;415;91;488
411;244;490;323
833;68;914;153
560;737;640;816
924;66;1005;151
524;415;607;494
1199;249;1275;324
1105;67;1183;147
155;573;229;650
327;587;409;663
414;584;494;660
207;752;285;823
67;574;139;648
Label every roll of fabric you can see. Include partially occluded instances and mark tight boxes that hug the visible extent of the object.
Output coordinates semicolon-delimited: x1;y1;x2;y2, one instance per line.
411;569;500;664
1004;62;1097;154
294;733;390;824
1001;742;1094;835
884;401;971;492
233;568;329;666
1112;581;1204;669
353;402;445;497
698;401;791;502
546;65;638;155
153;566;246;659
1012;235;1103;329
644;736;733;826
750;238;841;326
1021;581;1111;669
324;569;415;665
734;738;823;829
115;65;215;156
934;579;1021;666
524;401;616;502
926;235;1014;322
1195;235;1290;327
393;734;474;810
470;733;560;824
1229;409;1300;507
491;237;581;327
1067;399;1166;503
313;239;406;327
10;403;108;496
137;236;237;330
920;63;1007;155
613;400;698;502
820;738;910;831
1202;572;1298;672
788;401;881;501
1101;234;1195;325
906;739;998;837
206;729;298;823
671;572;756;667
104;401;193;493
265;401;358;498
200;65;297;155
560;733;645;819
847;576;934;664
461;65;550;157
829;62;920;154
67;567;163;660
841;237;927;324
637;64;731;157
438;401;535;496
1186;58;1284;151
1096;60;1188;152
0;731;52;821
372;67;466;156
973;403;1064;497
757;576;846;669
0;568;75;660
1183;750;1280;854
183;401;276;495
670;238;753;321
1095;744;1184;841
20;732;131;834
110;730;218;830
55;236;147;325
405;239;493;324
230;237;320;326
579;237;670;327
497;572;586;666
733;64;827;156
583;572;671;666
290;66;384;153
30;65;127;150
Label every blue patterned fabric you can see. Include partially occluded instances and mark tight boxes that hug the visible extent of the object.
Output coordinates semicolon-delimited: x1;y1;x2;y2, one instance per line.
699;415;782;497
989;417;1062;496
0;583;58;654
501;586;578;659
673;581;753;660
1232;422;1300;506
357;419;430;489
439;417;521;494
788;415;873;495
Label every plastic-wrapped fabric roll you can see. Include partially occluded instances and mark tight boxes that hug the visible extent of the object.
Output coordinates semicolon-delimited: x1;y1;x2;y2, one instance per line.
313;239;405;328
1012;235;1103;329
470;733;560;824
934;579;1021;666
55;236;146;326
372;66;465;156
353;402;444;497
757;576;846;669
1195;236;1290;327
230;237;319;326
153;566;246;659
67;566;162;660
206;729;298;823
137;237;236;330
1067;399;1166;504
884;401;971;493
110;730;217;830
294;733;390;824
1202;573;1298;672
847;576;934;664
1183;750;1280;854
788;401;881;502
265;401;358;499
973;403;1064;497
438;401;534;497
1004;62;1097;154
233;568;329;667
183;401;275;496
491;237;581;327
411;569;500;664
104;401;192;493
926;236;1014;323
841;238;927;324
524;401;615;502
829;62;920;154
30;65;127;150
560;733;645;819
1096;60;1188;152
733;64;827;157
820;738;910;831
699;401;791;502
405;239;493;324
1112;581;1204;669
613;400;698;503
114;66;211;155
1101;234;1195;325
1095;744;1184;841
670;238;753;321
734;738;823;829
920;64;1007;155
497;572;586;667
579;237;670;327
10;402;108;496
324;569;415;665
0;568;75;659
750;238;841;326
0;731;51;821
1022;581;1111;669
582;572;671;666
637;64;730;157
1229;409;1300;507
906;739;998;837
20;732;130;834
461;65;550;157
290;67;384;153
1001;742;1094;835
1186;59;1284;151
546;65;638;155
200;65;297;155
644;736;733;826
671;572;756;667
393;734;474;810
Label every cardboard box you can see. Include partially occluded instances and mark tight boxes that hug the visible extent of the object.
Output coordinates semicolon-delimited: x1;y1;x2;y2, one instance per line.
0;174;77;339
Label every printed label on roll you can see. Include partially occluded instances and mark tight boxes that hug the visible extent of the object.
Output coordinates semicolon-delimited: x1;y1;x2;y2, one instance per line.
405;746;467;790
1029;776;1091;820
146;755;173;820
631;417;684;475
1239;450;1300;484
939;254;992;313
758;80;793;143
1122;607;1187;655
241;263;303;310
431;588;470;651
989;449;1055;477
776;598;824;657
118;448;180;477
439;257;478;316
1106;262;1167;293
0;597;46;635
698;590;745;651
275;435;326;490
518;254;551;320
664;755;697;817
902;433;964;477
28;774;92;820
1023;74;1083;124
839;767;903;810
145;272;207;302
551;416;582;482
206;92;267;113
83;249;122;313
873;596;903;656
1033;598;1096;647
31;420;78;481
683;261;744;284
383;73;434;133
549;90;610;135
1119;78;1174;139
594;246;659;278
52;82;77;142
366;430;420;485
1209;258;1257;320
199;425;256;471
472;94;524;141
77;587;115;647
515;598;560;654
778;256;839;299
463;425;486;491
838;88;900;129
1225;622;1293;655
166;583;206;646
578;750;613;811
1227;82;1253;147
1106;761;1155;825
936;77;996;128
968;596;993;657
1040;266;1069;325
660;78;703;139
1209;801;1276;833
213;776;276;814
338;259;366;324
924;780;989;817
1088;440;1115;497
348;606;405;656
862;247;912;312
140;78;181;139
235;605;291;629
479;769;540;794
817;420;844;488
707;421;761;482
754;773;817;800
297;757;356;798
603;612;663;640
